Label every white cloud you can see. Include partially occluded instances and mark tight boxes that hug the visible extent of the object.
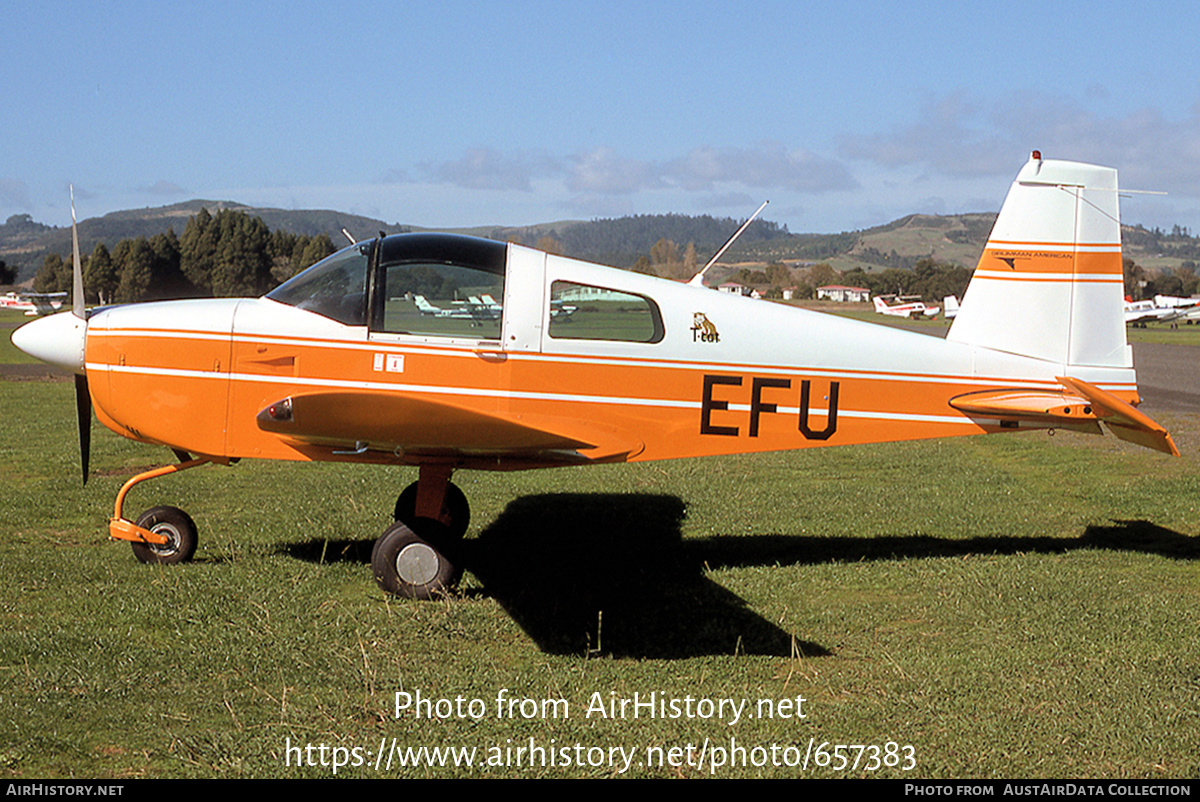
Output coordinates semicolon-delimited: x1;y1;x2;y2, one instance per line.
415;142;858;200
988;93;1200;194
420;148;561;192
837;90;1200;198
665;143;858;193
837;92;1014;178
557;193;636;219
565;147;661;194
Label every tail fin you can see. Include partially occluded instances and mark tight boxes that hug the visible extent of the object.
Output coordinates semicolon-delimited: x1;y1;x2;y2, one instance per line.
943;295;959;319
947;152;1129;369
873;296;888;312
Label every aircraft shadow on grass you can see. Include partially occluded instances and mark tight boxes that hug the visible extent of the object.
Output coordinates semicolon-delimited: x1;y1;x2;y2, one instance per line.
464;493;815;659
286;493;816;659
285;501;1196;659
687;518;1200;569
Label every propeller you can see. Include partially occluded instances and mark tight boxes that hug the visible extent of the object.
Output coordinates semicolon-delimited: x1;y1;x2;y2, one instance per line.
70;186;92;485
10;187;92;483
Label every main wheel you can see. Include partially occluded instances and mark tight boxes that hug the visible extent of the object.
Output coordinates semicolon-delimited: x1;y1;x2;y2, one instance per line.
130;506;198;565
393;481;470;539
372;520;461;599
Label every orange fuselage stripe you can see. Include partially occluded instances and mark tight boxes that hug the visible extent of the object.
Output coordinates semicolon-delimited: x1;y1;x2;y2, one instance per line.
86;330;1138;466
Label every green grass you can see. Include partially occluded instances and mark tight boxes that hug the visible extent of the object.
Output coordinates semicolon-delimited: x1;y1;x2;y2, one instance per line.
1125;323;1200;346
1;310;43;364
0;381;1197;778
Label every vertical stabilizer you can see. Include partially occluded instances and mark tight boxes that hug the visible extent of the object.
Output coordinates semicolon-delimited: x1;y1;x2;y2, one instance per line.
947;152;1129;369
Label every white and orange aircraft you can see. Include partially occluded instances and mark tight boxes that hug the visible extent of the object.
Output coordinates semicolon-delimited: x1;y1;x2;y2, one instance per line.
0;291;67;316
873;294;940;319
1124;294;1200;326
12;152;1179;599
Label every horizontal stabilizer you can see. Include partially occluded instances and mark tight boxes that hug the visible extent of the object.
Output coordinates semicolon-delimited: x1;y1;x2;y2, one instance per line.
951;378;1177;456
1056;377;1180;456
949;388;1101;422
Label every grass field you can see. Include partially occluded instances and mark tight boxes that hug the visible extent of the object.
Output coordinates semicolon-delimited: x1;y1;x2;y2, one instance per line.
2;319;1198;778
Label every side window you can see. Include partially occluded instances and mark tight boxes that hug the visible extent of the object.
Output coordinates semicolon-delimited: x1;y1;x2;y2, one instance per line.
548;281;663;343
379;262;504;339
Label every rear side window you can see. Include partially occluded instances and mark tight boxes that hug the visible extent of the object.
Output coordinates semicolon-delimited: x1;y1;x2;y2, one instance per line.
548;281;663;343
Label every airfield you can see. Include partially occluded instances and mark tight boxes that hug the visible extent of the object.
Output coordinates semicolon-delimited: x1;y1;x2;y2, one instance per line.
1;307;1197;778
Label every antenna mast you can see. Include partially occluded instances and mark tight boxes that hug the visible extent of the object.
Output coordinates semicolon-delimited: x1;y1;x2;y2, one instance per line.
688;200;769;287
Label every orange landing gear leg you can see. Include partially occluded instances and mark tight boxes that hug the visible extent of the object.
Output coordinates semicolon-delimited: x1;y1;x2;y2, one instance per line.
108;458;218;547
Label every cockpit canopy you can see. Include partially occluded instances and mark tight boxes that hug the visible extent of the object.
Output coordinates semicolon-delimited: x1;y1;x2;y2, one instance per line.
266;233;507;332
266;231;664;345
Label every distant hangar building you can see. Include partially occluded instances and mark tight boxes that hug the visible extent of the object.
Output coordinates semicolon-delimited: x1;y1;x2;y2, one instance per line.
816;285;871;302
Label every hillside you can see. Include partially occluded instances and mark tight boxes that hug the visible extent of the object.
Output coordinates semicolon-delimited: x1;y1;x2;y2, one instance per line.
3;200;1195;285
0;203;397;281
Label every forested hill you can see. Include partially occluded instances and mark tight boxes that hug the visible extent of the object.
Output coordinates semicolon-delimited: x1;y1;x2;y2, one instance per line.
0;202;392;280
480;214;792;268
3;200;1199;284
0;205;792;280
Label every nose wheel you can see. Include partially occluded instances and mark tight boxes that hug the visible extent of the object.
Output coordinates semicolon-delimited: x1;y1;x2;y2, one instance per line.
108;458;215;564
130;506;198;565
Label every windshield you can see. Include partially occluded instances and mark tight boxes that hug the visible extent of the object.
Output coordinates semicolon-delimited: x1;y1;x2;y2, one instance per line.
266;243;370;326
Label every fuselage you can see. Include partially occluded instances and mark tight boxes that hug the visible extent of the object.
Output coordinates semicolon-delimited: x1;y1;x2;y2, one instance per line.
72;235;1138;471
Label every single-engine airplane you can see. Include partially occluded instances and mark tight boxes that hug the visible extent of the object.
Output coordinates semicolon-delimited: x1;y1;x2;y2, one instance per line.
873;294;940;319
1124;294;1200;326
942;295;960;321
11;152;1179;599
0;291;67;316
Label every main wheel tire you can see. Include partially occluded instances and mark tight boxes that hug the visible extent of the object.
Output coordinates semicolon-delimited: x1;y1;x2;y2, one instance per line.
372;520;461;599
393;481;470;539
130;506;198;565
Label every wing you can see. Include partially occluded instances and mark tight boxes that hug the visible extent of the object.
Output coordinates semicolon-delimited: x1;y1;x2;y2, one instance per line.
255;390;645;467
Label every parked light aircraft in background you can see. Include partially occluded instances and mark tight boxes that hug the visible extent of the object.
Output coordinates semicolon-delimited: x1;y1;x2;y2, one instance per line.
411;294;499;321
942;295;960;320
0;291;67;316
12;152;1178;599
1124;294;1200;326
873;294;940;319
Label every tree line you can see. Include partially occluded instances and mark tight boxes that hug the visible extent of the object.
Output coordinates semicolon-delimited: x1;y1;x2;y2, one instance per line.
1124;258;1199;300
32;208;336;304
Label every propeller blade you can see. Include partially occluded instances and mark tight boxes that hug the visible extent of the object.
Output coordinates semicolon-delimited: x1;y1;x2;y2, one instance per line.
70;186;85;319
74;373;91;484
70;186;91;483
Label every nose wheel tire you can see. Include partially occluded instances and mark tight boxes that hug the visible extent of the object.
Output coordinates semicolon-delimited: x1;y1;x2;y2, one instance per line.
393;481;470;539
372;520;461;599
130;506;198;565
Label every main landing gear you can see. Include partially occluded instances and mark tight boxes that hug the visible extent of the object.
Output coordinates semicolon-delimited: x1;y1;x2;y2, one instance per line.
107;456;468;600
372;465;469;600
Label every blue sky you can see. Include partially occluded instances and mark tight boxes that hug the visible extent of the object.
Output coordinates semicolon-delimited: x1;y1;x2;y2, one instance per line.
4;0;1199;236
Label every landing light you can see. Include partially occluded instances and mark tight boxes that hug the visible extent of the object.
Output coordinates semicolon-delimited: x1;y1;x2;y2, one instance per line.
266;398;293;422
